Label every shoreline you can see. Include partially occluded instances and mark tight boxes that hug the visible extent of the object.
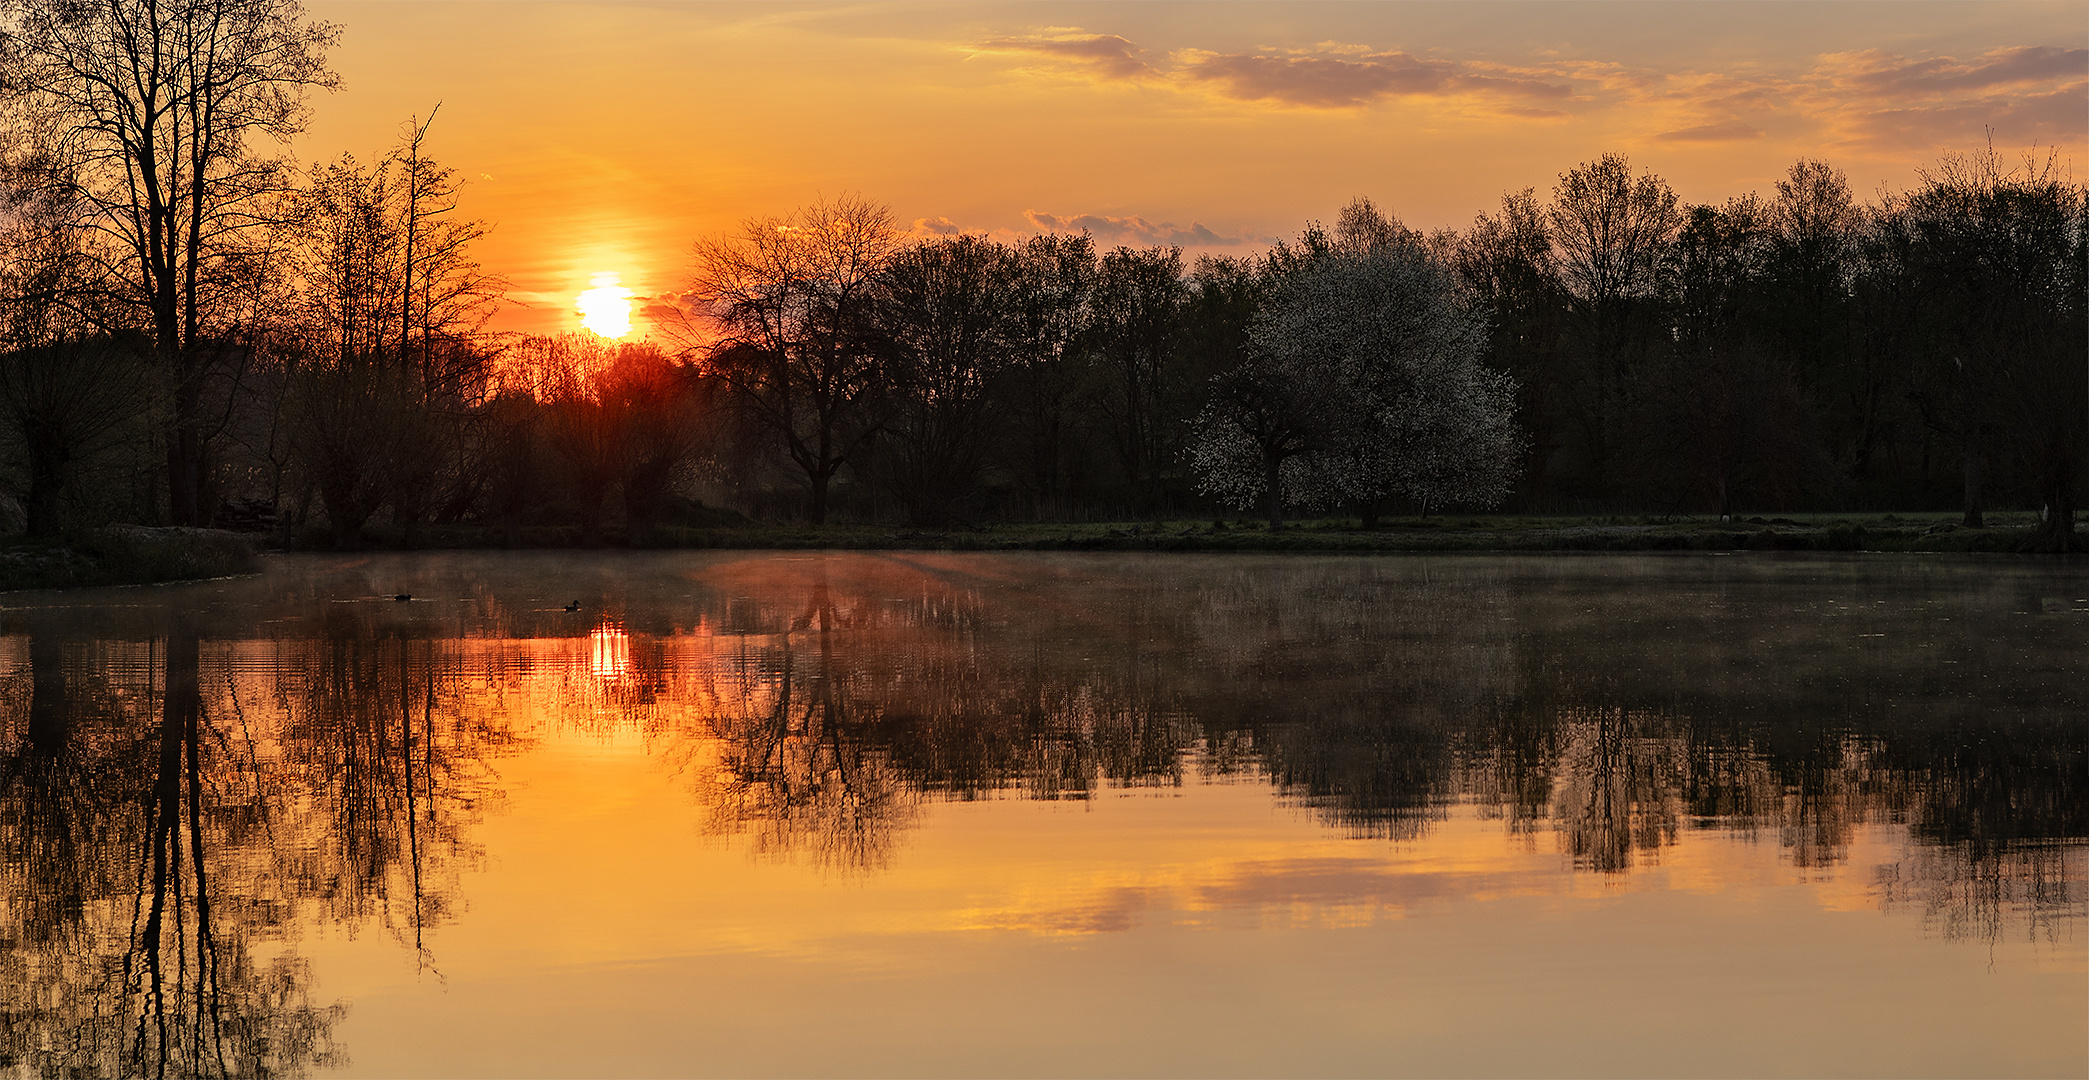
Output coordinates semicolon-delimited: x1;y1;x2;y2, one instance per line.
2;512;2073;593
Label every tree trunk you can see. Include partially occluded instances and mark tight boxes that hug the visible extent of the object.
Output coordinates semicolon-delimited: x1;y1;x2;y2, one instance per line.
808;473;830;525
165;353;207;525
578;487;606;547
1263;455;1284;529
167;420;202;526
1961;443;1985;529
321;478;375;550
24;437;68;537
624;465;668;548
2031;485;2077;553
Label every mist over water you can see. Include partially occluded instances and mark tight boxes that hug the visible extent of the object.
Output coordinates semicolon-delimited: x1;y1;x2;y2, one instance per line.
1;551;2082;1077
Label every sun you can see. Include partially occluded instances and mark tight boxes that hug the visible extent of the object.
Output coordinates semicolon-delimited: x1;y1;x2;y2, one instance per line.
576;273;635;339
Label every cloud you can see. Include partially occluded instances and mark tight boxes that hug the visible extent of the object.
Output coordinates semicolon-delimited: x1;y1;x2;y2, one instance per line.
968;27;2085;155
1179;49;1572;108
1023;209;1263;247
1561;43;2086;154
910;215;965;236
971;30;1570;112
1656;120;1764;142
974;30;1153;78
1850;84;2089;151
1836;45;2087;97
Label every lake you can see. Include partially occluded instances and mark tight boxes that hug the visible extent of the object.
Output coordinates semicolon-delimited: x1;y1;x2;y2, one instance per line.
1;551;2083;1078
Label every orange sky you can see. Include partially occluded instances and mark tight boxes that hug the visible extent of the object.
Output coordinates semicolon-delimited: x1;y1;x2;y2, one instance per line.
297;1;2089;338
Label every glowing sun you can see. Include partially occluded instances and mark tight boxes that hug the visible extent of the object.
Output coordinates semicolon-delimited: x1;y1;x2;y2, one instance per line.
576;273;635;339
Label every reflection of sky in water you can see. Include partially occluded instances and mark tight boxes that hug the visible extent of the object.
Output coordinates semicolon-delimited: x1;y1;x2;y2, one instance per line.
0;552;2082;1077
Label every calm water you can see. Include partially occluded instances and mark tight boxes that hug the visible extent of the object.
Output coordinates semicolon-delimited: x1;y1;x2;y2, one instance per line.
0;551;2083;1078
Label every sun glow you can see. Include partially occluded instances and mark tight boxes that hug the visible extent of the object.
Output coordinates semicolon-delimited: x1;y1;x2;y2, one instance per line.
576;273;635;339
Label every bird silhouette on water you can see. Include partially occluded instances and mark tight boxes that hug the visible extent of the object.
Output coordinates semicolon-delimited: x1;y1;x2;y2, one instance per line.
564;600;581;612
393;594;411;602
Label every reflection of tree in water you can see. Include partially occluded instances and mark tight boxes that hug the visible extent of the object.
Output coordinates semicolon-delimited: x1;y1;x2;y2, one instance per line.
0;633;342;1076
675;574;1205;870
692;588;922;871
1874;842;2080;946
0;624;519;1075
270;634;521;949
634;556;2087;940
1865;716;2086;945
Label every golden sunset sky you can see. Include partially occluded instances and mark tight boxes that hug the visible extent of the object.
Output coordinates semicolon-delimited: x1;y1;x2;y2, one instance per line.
296;1;2088;337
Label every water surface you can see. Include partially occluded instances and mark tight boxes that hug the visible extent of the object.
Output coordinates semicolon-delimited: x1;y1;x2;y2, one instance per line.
1;551;2083;1077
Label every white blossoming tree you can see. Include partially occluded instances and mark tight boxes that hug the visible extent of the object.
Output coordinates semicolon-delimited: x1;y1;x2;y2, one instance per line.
1190;223;1522;526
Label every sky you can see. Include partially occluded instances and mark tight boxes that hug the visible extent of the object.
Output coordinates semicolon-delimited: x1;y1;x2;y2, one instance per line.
295;0;2089;338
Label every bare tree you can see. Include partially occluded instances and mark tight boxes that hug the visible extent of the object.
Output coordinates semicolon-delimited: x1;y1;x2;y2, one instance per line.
1092;244;1186;508
1901;146;2085;543
877;233;1013;524
1;0;337;525
1449;188;1565;503
278;126;496;546
691;195;901;523
0;158;151;534
1002;231;1097;515
1547;154;1681;494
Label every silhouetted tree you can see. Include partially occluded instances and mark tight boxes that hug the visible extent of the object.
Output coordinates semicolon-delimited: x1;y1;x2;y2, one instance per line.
693;195;902;523
1001;231;1098;515
1;0;338;525
877;234;1013;524
1092;244;1186;508
599;341;711;546
1547;154;1682;497
1449;189;1568;504
1665;196;1803;516
1901;147;2085;536
0;334;150;535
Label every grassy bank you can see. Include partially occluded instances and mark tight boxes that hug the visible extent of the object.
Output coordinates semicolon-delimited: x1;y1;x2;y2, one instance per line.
0;527;260;592
3;512;2067;592
286;511;2067;556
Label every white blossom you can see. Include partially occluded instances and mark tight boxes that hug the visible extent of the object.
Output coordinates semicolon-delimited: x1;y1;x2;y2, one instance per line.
1189;239;1522;521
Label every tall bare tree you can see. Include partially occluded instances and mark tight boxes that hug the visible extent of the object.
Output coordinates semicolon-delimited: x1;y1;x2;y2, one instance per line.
1;0;337;524
1547;154;1681;495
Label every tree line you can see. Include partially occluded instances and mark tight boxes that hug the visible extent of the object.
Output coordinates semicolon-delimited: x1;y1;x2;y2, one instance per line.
1;0;2083;549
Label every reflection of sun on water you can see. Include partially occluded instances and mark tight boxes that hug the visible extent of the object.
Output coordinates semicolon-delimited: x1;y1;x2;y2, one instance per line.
576;273;634;339
589;623;630;681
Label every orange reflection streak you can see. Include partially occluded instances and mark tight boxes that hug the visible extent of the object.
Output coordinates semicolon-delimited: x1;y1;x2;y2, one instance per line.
588;623;631;681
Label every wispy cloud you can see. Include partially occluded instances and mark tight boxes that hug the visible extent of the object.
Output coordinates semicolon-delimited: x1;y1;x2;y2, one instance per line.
971;29;1569;113
1178;48;1572;108
1836;45;2086;96
1023;210;1265;247
967;29;2086;155
973;30;1154;79
1810;46;2088;149
1656;120;1764;143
